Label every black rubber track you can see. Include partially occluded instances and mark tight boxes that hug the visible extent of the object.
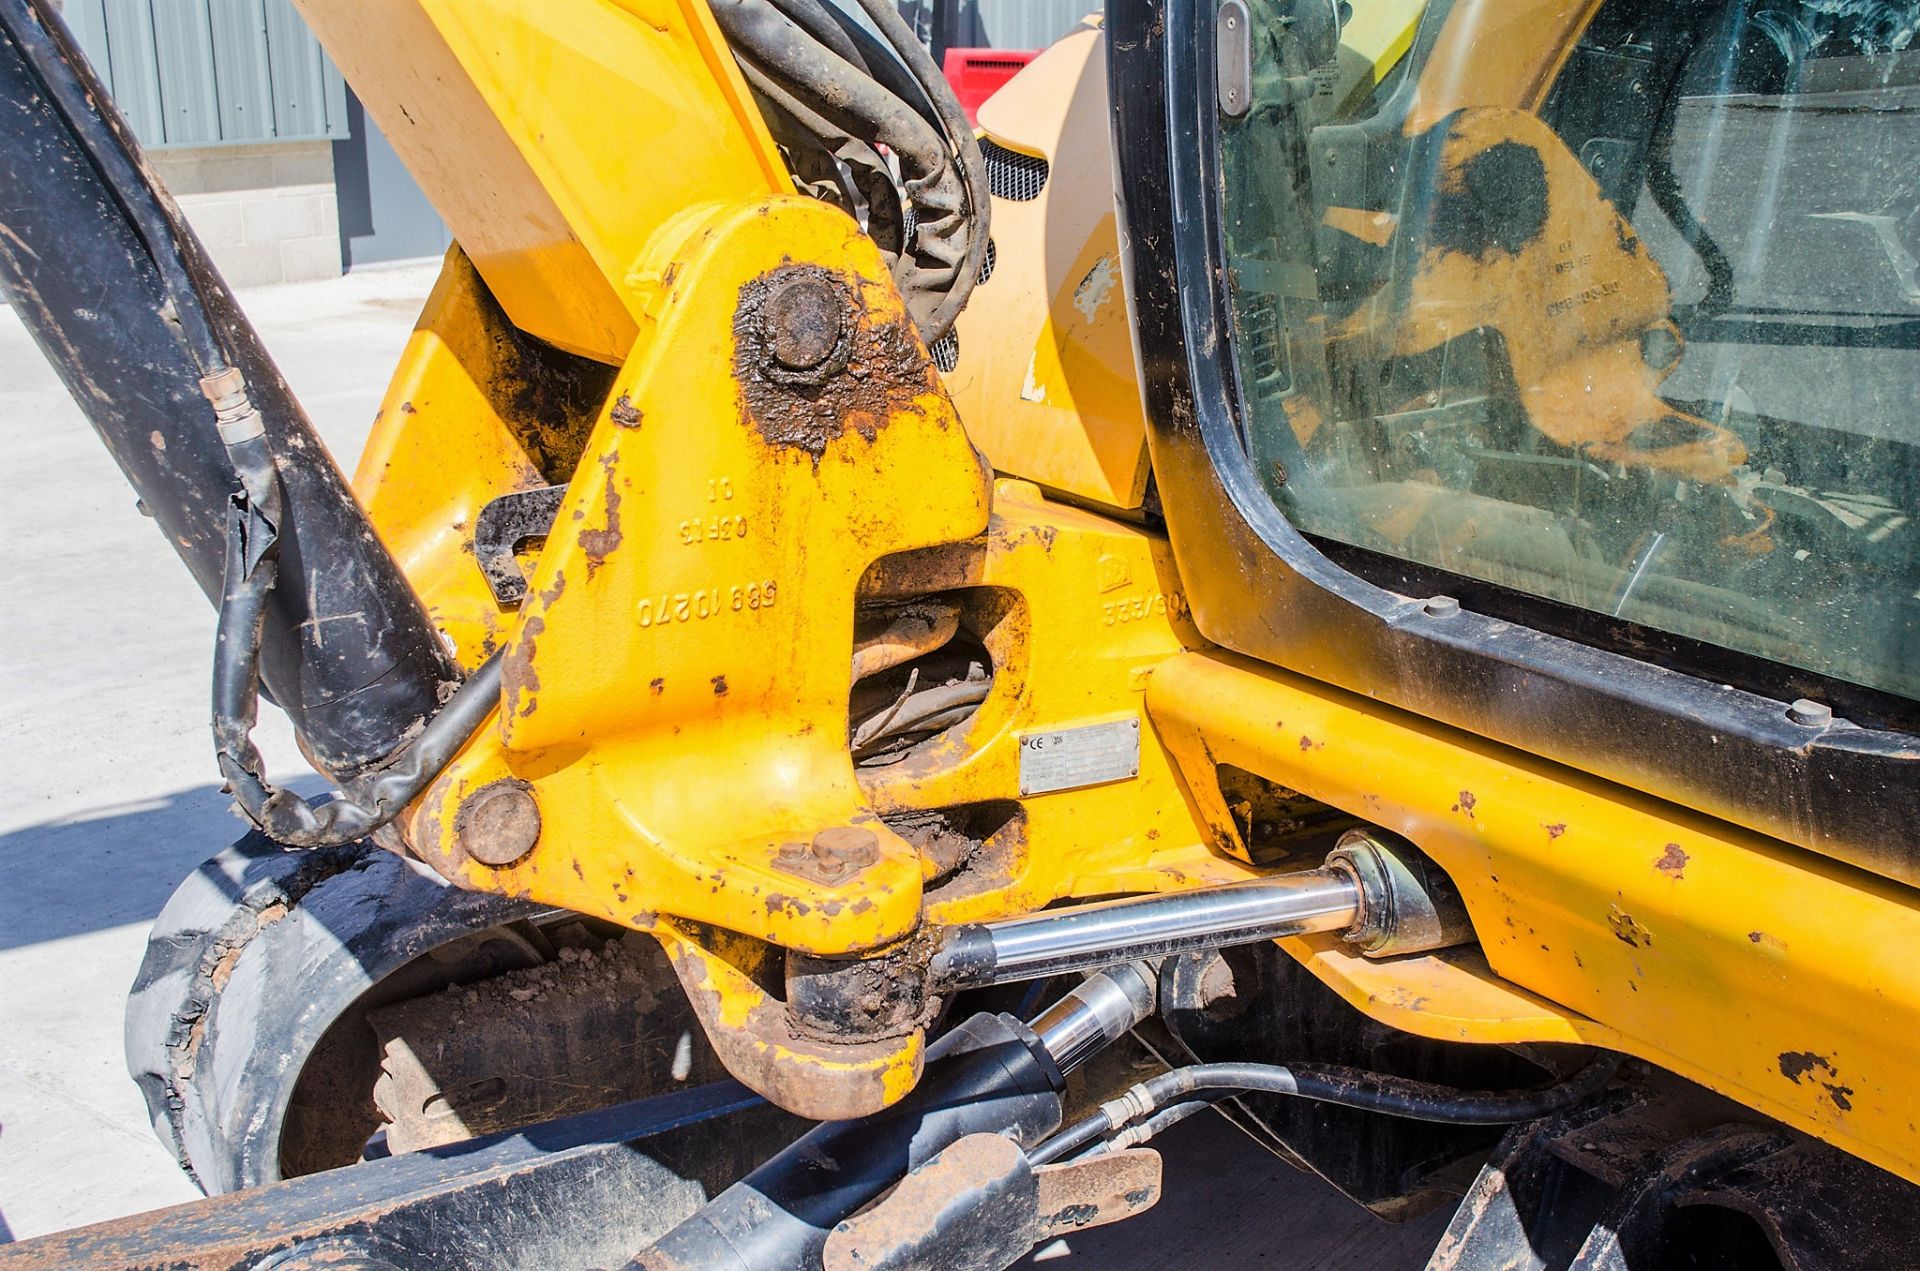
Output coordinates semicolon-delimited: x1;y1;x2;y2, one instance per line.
125;834;543;1192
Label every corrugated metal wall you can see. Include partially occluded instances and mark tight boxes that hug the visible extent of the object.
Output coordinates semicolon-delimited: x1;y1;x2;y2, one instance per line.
58;0;348;148
961;0;1099;48
55;1;1080;152
898;0;1100;53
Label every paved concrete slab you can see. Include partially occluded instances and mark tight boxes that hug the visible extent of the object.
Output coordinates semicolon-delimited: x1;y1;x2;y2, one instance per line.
0;262;439;1241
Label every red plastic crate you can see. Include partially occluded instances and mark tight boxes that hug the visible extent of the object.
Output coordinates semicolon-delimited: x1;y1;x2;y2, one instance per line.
942;47;1039;124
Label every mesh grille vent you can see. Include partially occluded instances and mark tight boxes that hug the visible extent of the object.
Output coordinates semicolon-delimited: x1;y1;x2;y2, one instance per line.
978;238;997;285
931;330;960;373
981;138;1049;202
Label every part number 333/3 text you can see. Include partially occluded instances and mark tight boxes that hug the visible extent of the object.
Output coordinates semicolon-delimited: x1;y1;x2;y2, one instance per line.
1102;591;1186;627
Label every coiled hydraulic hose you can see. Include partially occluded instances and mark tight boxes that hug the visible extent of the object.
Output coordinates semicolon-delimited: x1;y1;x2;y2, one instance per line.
709;0;988;341
1029;1052;1623;1165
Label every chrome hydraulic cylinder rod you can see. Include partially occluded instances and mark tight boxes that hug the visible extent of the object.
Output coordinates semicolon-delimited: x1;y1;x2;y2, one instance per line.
1028;962;1158;1074
931;868;1363;989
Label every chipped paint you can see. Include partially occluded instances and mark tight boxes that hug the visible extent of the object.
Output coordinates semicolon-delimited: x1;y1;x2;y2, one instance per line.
1071;255;1118;322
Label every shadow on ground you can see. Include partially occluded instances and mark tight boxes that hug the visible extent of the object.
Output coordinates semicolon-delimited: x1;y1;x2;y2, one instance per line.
1015;1109;1453;1268
0;777;328;952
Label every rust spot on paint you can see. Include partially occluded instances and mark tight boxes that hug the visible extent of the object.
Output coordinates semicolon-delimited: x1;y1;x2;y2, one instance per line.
711;675;729;697
610;393;642;427
501;615;544;718
1654;843;1688;879
649;677;666;695
1453;790;1477;817
1779;1051;1832;1082
1778;1051;1854;1111
578;451;623;580
1543;822;1567;840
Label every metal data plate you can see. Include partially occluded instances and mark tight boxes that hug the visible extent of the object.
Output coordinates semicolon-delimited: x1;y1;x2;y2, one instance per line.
1018;718;1141;796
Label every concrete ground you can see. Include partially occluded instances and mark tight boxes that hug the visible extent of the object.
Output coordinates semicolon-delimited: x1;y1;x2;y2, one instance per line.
0;262;437;1242
0;265;1448;1263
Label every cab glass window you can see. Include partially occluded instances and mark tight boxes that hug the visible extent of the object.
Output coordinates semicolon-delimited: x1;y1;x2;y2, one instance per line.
1217;0;1920;698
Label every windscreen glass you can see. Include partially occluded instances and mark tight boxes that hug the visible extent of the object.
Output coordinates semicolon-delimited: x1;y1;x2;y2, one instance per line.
1217;0;1920;698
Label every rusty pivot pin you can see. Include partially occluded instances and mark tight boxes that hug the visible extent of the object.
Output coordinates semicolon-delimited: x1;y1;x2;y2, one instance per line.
457;779;542;867
760;272;849;382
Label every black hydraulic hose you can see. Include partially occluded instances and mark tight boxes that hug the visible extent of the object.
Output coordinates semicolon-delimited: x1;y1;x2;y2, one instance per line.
778;0;940;137
844;0;990;338
710;0;986;341
764;0;877;82
1158;1054;1623;1122
1028;1104;1130;1166
1030;1053;1622;1165
210;389;501;847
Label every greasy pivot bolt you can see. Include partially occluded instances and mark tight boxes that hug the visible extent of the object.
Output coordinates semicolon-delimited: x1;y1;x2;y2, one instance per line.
762;275;845;373
457;780;542;868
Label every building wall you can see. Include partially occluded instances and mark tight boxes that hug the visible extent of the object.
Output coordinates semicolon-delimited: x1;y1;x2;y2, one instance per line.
900;0;1100;55
146;141;343;287
46;1;1099;288
58;0;351;286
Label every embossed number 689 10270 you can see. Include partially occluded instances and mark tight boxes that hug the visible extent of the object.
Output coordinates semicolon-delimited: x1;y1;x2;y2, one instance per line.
731;580;777;611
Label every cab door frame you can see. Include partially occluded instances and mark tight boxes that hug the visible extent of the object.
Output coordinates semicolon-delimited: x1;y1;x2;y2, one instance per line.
1105;0;1920;885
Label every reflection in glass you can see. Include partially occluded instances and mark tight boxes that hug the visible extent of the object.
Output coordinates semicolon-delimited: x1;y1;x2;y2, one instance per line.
1220;0;1920;698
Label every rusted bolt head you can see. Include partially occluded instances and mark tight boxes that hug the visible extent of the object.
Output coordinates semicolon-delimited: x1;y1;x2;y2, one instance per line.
457;780;541;868
771;827;879;884
1640;324;1682;373
812;826;880;870
762;275;846;373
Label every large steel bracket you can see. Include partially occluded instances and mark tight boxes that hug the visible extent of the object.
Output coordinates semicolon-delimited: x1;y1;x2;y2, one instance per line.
403;195;992;1117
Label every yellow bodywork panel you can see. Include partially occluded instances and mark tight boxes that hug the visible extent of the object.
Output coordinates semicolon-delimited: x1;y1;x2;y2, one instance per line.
1316;0;1426;116
353;250;600;666
1405;0;1607;132
409;196;990;956
945;28;1151;511
858;479;1270;923
1150;651;1920;1185
295;0;787;363
315;0;1914;1187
